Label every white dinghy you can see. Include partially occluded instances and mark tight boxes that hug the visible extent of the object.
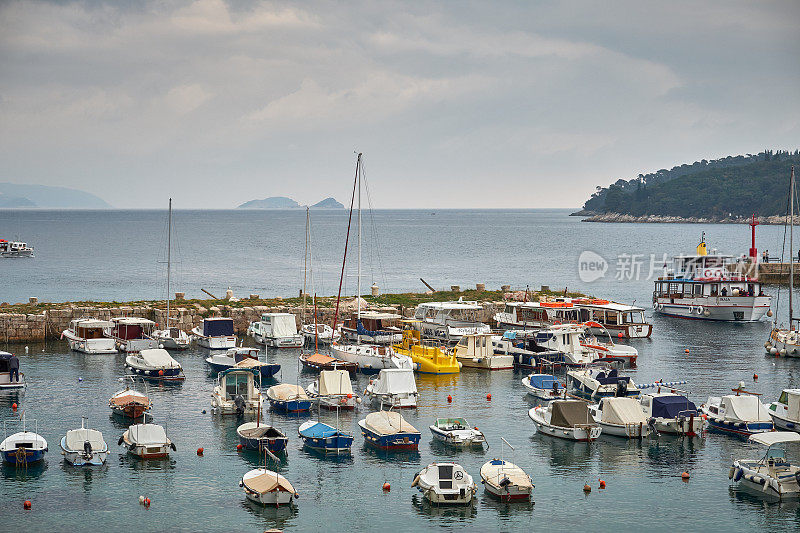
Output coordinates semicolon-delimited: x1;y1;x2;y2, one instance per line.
589;397;650;438
412;462;477;504
429;417;486;447
730;432;800;500
241;467;298;506
364;368;418;409
480;438;533;501
119;423;175;459
60;417;108;466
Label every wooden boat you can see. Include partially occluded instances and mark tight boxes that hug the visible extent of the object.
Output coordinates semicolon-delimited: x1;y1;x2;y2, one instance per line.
236;422;288;454
109;380;152;419
306;369;359;410
429;417;485;447
1;417;47;465
59;417;108;466
588;397;650;438
359;411;420;450
266;384;311;413
730;432;800;500
241;468;298;506
299;352;357;375
521;373;565;401
119;423;174;459
528;400;602;441
480;459;533;501
298;421;353;454
393;328;460;374
412;462;476;504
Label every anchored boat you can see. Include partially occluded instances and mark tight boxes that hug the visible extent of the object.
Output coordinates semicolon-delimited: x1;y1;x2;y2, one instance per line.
364;368;418;409
414;300;491;344
300;352;358;375
639;391;704;436
566;367;640;401
588;397;650;438
306;369;359;410
119;423;175;459
237;422;288;454
700;392;774;437
110;317;159;353
768;389;800;432
192;317;237;350
456;333;514;370
528;400;602;441
60;417;108;466
730;432;800;500
125;348;184;381
266;383;311;413
393;327;460;374
205;347;280;378
359;410;420;450
211;367;262;416
0;351;25;389
521;373;565;401
480;439;532;501
1;417;47;464
412;462;477;505
341;311;403;345
241;467;298;506
298;420;354;455
248;313;303;348
429;417;486;447
62;318;117;354
109;377;152;419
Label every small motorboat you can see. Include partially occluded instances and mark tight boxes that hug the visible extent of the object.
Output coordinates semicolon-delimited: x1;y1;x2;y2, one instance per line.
192;317;237;349
456;333;514;370
480;459;533;501
359;411;421;450
306;369;359;410
588;397;650;438
528;400;602;441
59;417;108;466
301;323;340;345
566;367;639;401
241;468;298;506
331;342;414;374
109;378;152;419
522;373;565;401
152;326;190;350
62;318;117;354
700;392;774;437
429;417;486;447
266;384;312;413
412;462;477;505
730;432;800;500
248;313;303;348
768;388;800;432
211;367;262;416
298;420;354;455
125;348;185;381
205;347;280;378
639;391;704;436
364;368;418;409
110;317;159;353
0;351;25;389
299;352;358;375
119;423;175;459
236;422;288;454
0;239;34;258
1;417;47;465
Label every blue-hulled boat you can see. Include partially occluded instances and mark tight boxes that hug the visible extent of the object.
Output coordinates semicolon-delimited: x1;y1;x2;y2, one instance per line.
358;411;421;450
125;348;184;381
700;394;774;437
1;417;47;465
266;384;312;413
298;420;353;454
236;422;288;453
521;373;565;401
205;348;280;378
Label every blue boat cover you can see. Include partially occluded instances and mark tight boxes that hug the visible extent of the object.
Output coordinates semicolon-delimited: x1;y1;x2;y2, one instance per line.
203;318;234;337
356;320;385;337
651;396;698;418
528;374;563;390
503;331;517;340
300;422;341;438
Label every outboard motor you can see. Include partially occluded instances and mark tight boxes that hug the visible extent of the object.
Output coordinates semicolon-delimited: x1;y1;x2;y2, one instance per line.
83;440;93;459
234;394;246;417
616;380;628;397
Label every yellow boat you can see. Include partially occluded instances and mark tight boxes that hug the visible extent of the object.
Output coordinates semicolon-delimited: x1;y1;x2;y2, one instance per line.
393;327;461;375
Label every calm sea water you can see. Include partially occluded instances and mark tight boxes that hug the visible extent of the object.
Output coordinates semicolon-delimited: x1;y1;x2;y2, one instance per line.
2;209;800;532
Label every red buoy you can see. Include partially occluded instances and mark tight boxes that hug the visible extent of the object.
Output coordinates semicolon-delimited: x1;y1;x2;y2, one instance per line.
144;498;151;507
681;472;690;480
617;332;623;338
382;482;390;491
447;395;452;403
158;370;164;376
236;444;243;451
486;393;492;401
24;500;31;510
753;373;758;381
599;479;606;489
684;349;690;354
583;484;591;493
12;403;17;411
196;447;204;456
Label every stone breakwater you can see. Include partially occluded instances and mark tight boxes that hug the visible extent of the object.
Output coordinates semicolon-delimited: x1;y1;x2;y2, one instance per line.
0;301;504;344
582;212;793;224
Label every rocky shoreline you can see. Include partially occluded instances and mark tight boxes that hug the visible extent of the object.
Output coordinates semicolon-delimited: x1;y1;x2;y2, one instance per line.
580;212;793;224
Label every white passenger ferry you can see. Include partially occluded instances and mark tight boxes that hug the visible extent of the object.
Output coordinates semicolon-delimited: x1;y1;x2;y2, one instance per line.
653;238;770;322
0;239;34;258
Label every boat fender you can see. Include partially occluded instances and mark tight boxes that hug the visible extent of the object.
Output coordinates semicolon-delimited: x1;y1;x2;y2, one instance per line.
765;341;772;349
117;435;124;446
703;310;710;317
780;349;787;356
688;307;694;314
411;475;420;487
770;347;778;355
794;471;800;485
733;468;743;482
728;466;735;479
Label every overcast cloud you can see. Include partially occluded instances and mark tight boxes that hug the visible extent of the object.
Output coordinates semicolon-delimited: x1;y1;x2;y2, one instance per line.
1;0;798;208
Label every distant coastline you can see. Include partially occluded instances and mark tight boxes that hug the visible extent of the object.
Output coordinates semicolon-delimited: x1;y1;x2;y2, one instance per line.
580;212;792;224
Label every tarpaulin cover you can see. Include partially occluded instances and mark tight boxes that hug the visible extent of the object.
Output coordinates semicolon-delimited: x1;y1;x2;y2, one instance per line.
722;395;771;422
363;411;419;436
370;369;417;395
651;395;698;418
318;370;353;396
550;400;594;428
600;397;648;425
127;424;167;446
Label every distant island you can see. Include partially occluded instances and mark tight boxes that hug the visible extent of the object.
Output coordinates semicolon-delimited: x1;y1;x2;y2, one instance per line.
577;149;800;222
237;196;344;209
0;182;112;208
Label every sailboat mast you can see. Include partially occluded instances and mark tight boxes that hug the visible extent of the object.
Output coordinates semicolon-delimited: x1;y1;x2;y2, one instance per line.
791;166;795;330
357;156;362;336
166;198;172;328
303;207;309;325
331;153;360;338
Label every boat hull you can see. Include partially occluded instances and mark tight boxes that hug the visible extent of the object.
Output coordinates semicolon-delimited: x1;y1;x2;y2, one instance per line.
528;408;601;441
649;416;705;436
238;435;288;453
429;428;485;447
770;411;800;432
64;333;117;354
60;437;108;466
2;448;46;464
598;421;650;438
268;399;312;413
654;296;770;322
196;335;237;349
704;416;773;437
125;363;185;381
358;421;420;450
299;434;354;454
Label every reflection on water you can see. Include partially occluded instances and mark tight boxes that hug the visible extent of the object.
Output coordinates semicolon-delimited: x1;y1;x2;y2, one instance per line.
116;453;176;473
241;498;299;530
479;491;535;518
533;435;594;472
428;438;488;460
411;494;478;520
1;460;47;480
61;461;108;491
360;443;422;466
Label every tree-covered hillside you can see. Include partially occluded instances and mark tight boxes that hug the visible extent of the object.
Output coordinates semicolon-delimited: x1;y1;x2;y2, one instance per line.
583;150;800;218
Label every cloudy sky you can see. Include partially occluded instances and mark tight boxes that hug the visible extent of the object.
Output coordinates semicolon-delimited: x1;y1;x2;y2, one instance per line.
1;1;798;208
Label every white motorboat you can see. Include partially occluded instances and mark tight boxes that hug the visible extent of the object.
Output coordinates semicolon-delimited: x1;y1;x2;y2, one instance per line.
567;367;640;401
119;423;174;459
534;323;638;366
1;417;47;464
62;318;117;354
730;432;800;500
412;462;477;505
769;389;800;432
331;342;414;374
59;417;108;466
700;393;774;437
241;468;298;506
110;317;159;353
455;333;514;370
0;351;25;389
0;239;34;258
248;313;303;348
414;300;491;344
429;417;486;447
192;317;237;349
639;391;704;436
480;456;533;501
521;373;565;401
211;367;262;416
654;233;770;322
301;323;340;344
528;400;602;441
588;397;650;438
125;348;184;381
340;311;403;345
364;368;418;409
306;369;358;410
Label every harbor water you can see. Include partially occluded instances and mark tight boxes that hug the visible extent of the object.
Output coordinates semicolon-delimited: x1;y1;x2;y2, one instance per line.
2;209;800;531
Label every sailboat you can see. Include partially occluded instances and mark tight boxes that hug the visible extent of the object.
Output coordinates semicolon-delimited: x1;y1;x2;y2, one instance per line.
330;153;414;374
766;166;800;357
153;198;190;350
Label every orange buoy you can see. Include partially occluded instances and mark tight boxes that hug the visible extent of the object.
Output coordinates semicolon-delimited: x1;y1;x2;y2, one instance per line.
447;395;452;403
684;349;690;354
583;484;591;493
617;332;623;338
753;373;758;381
196;447;204;456
681;472;690;480
236;444;243;451
347;393;353;399
158;370;164;376
486;393;492;401
24;500;31;510
144;498;151;507
382;482;391;491
599;479;606;489
12;403;17;411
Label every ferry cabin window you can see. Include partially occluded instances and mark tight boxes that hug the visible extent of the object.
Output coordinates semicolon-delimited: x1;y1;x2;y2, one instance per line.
683;284;692;296
693;284;702;296
710;284;719;296
779;391;789;404
668;283;678;295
